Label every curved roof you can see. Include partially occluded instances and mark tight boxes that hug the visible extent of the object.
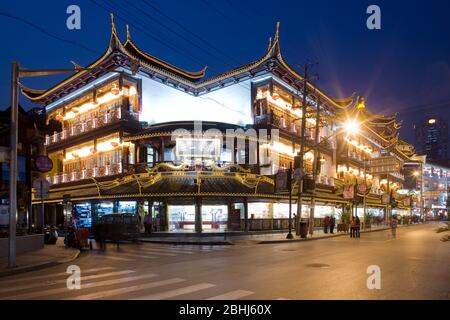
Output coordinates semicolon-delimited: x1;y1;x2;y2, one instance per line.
21;16;353;109
21;14;207;102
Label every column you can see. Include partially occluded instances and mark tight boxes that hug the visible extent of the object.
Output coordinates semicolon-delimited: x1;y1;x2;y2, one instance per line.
244;198;249;232
195;197;202;233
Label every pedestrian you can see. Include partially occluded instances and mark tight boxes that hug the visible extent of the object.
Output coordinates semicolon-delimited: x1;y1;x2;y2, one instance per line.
350;216;356;238
355;216;361;238
329;215;336;234
390;216;398;238
323;215;330;234
144;214;152;234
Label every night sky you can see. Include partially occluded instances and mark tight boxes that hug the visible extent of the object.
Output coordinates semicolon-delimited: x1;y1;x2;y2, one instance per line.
0;0;449;145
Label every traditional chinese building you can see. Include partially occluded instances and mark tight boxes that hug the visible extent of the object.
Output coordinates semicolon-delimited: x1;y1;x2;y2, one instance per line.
26;16;415;233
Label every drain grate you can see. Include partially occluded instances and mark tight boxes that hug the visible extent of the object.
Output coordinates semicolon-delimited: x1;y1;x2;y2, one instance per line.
306;263;330;268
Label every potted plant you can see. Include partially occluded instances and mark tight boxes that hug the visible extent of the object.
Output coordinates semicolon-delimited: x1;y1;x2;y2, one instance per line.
338;208;350;232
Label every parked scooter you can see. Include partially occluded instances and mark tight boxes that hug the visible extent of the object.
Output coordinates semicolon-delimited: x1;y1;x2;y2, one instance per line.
44;225;58;245
64;226;79;248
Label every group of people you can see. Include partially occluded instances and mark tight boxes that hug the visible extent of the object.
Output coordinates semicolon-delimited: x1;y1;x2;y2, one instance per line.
349;216;361;238
322;215;336;234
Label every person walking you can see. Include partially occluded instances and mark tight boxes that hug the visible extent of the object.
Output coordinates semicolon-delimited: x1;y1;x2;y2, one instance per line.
329;215;336;234
144;214;152;234
323;215;330;234
355;216;361;238
350;216;356;238
390;216;398;238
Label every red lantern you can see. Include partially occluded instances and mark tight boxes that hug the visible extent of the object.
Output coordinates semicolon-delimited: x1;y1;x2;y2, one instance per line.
272;92;280;100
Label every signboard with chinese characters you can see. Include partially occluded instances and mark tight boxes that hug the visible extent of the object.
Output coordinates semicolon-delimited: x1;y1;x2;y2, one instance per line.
343;184;355;200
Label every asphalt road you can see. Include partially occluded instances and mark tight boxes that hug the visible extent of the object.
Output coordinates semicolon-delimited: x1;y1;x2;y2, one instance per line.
1;223;449;300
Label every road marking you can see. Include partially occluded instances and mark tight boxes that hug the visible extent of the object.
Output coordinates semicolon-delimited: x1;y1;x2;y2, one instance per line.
132;283;215;300
138;247;193;255
100;255;135;261
0;267;114;284
124;249;177;257
276;297;291;300
74;278;187;300
112;252;158;259
5;273;158;300
0;270;135;294
206;290;253;300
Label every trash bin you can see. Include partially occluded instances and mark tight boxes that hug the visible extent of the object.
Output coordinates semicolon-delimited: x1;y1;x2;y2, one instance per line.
299;222;308;238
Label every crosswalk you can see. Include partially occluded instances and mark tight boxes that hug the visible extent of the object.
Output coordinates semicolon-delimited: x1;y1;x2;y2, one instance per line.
92;243;232;262
0;266;269;300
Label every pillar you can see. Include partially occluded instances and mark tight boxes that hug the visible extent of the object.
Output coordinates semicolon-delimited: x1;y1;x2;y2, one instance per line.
195;197;202;233
244;198;249;232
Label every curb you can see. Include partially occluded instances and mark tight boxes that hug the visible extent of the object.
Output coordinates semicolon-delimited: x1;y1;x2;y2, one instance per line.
138;239;234;246
257;224;417;244
0;249;80;278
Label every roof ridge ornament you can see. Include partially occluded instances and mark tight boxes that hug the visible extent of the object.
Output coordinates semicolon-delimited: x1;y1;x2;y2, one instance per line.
274;21;280;43
268;37;272;50
110;13;117;35
126;24;131;42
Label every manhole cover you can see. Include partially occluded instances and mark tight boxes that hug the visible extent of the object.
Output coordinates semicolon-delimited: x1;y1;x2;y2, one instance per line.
306;263;330;268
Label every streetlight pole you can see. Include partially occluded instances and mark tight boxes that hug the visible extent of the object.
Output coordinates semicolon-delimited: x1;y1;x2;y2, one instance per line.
7;63;98;268
8;61;19;268
286;162;293;239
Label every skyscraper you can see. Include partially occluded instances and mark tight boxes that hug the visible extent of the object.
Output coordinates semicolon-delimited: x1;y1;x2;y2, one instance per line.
414;116;448;161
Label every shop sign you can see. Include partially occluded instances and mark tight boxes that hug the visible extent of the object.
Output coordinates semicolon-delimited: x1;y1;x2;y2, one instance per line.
35;156;53;173
343;184;354;199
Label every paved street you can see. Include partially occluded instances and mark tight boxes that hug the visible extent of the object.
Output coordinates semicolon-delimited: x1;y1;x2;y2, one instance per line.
0;223;448;300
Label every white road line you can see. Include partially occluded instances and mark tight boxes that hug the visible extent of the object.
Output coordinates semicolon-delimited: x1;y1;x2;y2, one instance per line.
276;297;291;300
124;249;177;257
0;270;135;295
114;252;158;259
100;255;135;262
0;267;114;284
5;273;158;300
137;247;193;255
132;283;216;300
206;290;254;300
74;278;187;300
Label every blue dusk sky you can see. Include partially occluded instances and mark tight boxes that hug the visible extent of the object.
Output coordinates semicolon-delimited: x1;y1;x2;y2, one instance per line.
0;0;449;143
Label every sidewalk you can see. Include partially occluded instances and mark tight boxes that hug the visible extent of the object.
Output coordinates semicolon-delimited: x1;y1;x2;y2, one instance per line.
0;238;80;278
138;223;419;245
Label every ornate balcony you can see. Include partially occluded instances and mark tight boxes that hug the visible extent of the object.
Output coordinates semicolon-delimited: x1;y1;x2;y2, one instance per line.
44;109;139;146
47;163;123;185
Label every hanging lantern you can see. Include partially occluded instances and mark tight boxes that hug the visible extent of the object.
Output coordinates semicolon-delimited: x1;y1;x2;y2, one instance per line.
71;107;79;114
55;114;64;121
72;153;79;159
111;141;119;148
90;147;97;154
111;83;120;95
319;156;326;163
272;92;280;100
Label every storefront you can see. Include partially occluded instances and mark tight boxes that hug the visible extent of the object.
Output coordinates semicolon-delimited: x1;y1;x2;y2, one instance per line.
167;204;229;232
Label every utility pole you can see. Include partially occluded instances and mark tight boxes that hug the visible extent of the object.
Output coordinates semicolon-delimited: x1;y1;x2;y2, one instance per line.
296;62;317;236
8;61;19;268
309;97;320;236
7;63;97;268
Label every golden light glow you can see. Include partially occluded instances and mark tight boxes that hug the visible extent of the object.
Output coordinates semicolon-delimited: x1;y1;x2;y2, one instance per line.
62;90;125;121
64;138;130;161
413;171;419;177
428;119;436;124
343;119;359;135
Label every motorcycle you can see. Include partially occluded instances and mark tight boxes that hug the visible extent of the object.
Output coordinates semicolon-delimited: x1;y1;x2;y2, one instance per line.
44;225;58;245
64;226;80;248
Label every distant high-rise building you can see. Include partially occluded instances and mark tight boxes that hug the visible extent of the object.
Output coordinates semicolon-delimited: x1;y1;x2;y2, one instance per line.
414;116;448;161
